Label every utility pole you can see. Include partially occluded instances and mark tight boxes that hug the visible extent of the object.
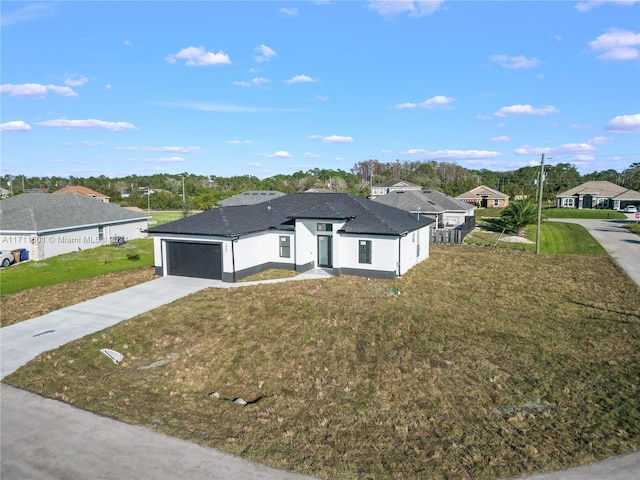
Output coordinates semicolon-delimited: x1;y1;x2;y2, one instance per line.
182;175;186;210
535;153;545;255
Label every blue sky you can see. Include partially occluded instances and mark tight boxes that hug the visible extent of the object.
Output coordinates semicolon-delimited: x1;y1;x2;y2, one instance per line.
1;1;639;179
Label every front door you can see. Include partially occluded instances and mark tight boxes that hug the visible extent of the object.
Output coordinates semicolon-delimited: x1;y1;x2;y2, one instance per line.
318;235;332;268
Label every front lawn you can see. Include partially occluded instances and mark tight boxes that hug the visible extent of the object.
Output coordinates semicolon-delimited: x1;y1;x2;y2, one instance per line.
464;222;605;255
542;208;626;220
6;246;640;480
0;238;153;295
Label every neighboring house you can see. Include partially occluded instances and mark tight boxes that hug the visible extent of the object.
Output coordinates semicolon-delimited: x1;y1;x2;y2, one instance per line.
148;193;433;282
218;190;286;207
371;180;422;197
0;194;149;261
556;181;640;210
372;189;476;228
456;185;509;208
53;185;110;203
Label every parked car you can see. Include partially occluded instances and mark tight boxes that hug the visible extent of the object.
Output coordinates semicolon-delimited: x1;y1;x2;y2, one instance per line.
0;251;14;268
623;205;638;213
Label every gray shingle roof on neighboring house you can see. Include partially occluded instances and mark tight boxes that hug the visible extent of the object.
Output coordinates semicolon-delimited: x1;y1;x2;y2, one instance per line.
372;190;474;214
0;193;148;233
148;193;433;237
218;190;286;207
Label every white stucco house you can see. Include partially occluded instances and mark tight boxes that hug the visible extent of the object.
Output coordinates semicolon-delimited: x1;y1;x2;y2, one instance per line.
0;193;149;261
148;193;434;282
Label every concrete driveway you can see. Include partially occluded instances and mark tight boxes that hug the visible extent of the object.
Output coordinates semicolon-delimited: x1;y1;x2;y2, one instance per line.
2;230;639;479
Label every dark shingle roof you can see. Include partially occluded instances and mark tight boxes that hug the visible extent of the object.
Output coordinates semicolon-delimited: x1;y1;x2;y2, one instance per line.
148;193;433;237
0;193;148;232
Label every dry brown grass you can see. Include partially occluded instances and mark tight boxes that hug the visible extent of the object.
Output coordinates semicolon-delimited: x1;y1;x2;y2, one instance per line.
0;267;156;327
5;246;640;479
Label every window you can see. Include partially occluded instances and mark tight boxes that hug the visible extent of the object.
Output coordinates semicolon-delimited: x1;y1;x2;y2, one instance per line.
98;226;104;241
493;199;499;206
359;240;372;264
317;223;332;232
279;236;291;258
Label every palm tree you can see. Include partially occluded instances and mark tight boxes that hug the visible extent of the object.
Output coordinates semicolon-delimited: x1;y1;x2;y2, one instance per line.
500;198;538;237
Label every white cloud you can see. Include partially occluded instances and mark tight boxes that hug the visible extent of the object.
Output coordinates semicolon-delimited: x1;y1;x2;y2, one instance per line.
64;74;88;87
123;40;133;46
234;77;270;87
490;136;510;143
246;162;263;167
227;140;251;144
280;7;299;16
82;140;106;146
37;119;138;131
284;74;317;84
0;120;31;132
304;152;322;158
394;102;417;110
490;54;542;69
368;1;445;17
165;46;231;66
514;143;596;156
420;95;454;108
260;150;293;158
254;44;277;63
401;149;502;159
315;95;329;101
576;0;640;12
335;157;346;161
587;136;608;145
0;83;78;98
589;28;640;61
307;134;323;139
606;113;640;133
477;114;492;120
0;3;52;27
494;104;559;117
394;95;454;109
381;149;393;154
105;84;112;90
323;135;354;143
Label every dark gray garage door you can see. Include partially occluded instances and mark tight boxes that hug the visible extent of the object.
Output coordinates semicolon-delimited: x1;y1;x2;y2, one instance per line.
166;241;222;280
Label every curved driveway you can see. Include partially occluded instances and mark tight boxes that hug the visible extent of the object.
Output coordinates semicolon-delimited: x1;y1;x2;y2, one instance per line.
2;219;639;479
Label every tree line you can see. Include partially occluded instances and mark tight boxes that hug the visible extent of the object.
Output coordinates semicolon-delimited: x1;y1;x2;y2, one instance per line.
2;160;639;211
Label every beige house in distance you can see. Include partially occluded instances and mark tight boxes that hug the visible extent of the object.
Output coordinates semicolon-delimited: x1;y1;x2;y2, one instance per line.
456;185;509;208
53;185;110;202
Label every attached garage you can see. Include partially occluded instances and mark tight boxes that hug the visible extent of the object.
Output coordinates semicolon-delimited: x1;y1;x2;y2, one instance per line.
166;241;222;280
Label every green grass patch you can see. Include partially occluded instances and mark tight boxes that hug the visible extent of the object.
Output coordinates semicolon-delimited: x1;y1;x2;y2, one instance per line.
623;223;640;237
542;208;626;220
465;222;605;255
6;247;640;479
148;210;198;226
0;239;153;295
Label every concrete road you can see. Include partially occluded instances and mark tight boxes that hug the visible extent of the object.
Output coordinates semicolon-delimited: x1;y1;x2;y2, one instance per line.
1;383;316;480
